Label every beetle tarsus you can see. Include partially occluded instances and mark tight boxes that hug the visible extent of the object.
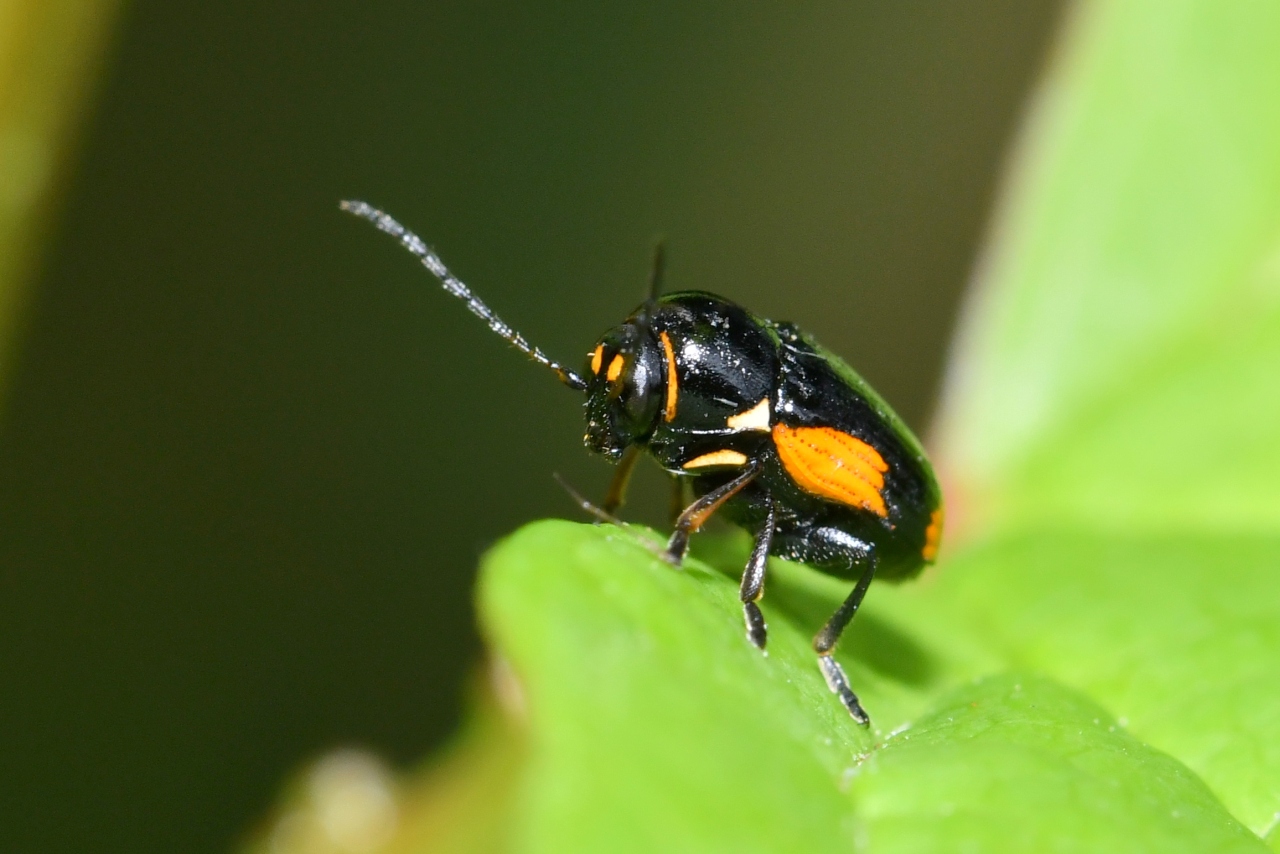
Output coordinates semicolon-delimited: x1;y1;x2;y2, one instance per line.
743;601;767;650
818;655;869;726
812;555;877;726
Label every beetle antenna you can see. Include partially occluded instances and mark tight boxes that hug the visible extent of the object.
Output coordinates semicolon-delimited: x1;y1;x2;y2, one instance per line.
552;472;626;526
647;239;666;303
340;200;589;392
551;473;672;561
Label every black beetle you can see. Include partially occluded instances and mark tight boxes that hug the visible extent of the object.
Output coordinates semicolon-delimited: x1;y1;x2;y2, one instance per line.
342;201;943;726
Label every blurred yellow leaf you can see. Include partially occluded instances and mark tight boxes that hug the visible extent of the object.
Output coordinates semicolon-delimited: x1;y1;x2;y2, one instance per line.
0;0;121;402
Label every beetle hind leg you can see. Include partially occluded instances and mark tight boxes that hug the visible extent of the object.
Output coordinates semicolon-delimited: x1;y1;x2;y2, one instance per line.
817;656;868;725
739;497;775;650
813;553;878;727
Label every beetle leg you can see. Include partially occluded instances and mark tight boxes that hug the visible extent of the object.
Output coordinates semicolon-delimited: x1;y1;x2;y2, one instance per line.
602;445;642;516
813;554;878;726
739;497;775;650
664;460;762;565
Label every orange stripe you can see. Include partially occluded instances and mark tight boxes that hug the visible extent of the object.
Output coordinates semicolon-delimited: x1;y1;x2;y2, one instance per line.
590;344;604;375
683;449;748;469
922;507;944;562
659;331;678;421
772;423;889;517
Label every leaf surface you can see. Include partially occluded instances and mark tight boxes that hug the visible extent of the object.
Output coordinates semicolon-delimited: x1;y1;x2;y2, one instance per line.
477;521;1268;853
938;0;1280;532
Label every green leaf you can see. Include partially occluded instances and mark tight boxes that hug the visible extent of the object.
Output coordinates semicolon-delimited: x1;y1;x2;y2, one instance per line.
850;672;1266;854
920;0;1280;837
479;522;866;854
899;529;1280;835
475;521;1267;853
937;0;1280;531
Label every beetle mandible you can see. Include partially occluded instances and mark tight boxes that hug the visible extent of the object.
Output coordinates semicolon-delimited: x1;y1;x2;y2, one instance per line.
342;201;943;726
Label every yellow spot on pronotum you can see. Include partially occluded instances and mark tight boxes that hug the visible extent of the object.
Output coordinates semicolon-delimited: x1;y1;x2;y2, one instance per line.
659;331;678;422
772;423;889;517
683;449;749;469
606;353;625;382
590;344;604;375
727;397;770;432
922;507;944;562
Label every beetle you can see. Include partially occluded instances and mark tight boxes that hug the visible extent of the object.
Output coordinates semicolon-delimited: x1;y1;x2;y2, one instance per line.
341;200;943;726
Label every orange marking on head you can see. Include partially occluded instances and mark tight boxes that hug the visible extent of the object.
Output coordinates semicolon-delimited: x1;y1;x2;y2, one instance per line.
606;353;625;382
590;344;604;375
683;449;749;469
772;424;889;517
922;507;944;563
659;331;679;421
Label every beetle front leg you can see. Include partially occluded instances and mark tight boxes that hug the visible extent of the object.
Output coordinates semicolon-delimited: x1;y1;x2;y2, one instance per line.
602;446;642;516
665;461;761;565
813;554;877;726
739;497;775;650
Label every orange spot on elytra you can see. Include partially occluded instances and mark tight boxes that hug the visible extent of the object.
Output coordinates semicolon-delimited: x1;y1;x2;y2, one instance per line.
659;331;678;422
590;344;604;375
922;506;944;562
772;424;889;517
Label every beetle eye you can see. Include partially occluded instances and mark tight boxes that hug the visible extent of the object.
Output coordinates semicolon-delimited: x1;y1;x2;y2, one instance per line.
622;351;660;418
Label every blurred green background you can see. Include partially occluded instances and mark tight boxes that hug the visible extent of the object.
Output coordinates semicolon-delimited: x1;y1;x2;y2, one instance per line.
0;2;1060;852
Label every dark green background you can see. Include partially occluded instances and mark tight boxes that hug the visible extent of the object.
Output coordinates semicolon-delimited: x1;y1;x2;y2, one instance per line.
0;2;1059;852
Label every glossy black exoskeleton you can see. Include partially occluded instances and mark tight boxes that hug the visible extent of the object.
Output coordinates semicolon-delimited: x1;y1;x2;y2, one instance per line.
342;201;943;726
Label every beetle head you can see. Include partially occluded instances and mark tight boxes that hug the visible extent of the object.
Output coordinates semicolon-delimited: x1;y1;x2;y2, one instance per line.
582;312;665;460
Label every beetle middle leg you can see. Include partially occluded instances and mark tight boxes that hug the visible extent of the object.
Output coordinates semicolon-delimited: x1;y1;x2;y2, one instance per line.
739;496;775;650
813;554;877;726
